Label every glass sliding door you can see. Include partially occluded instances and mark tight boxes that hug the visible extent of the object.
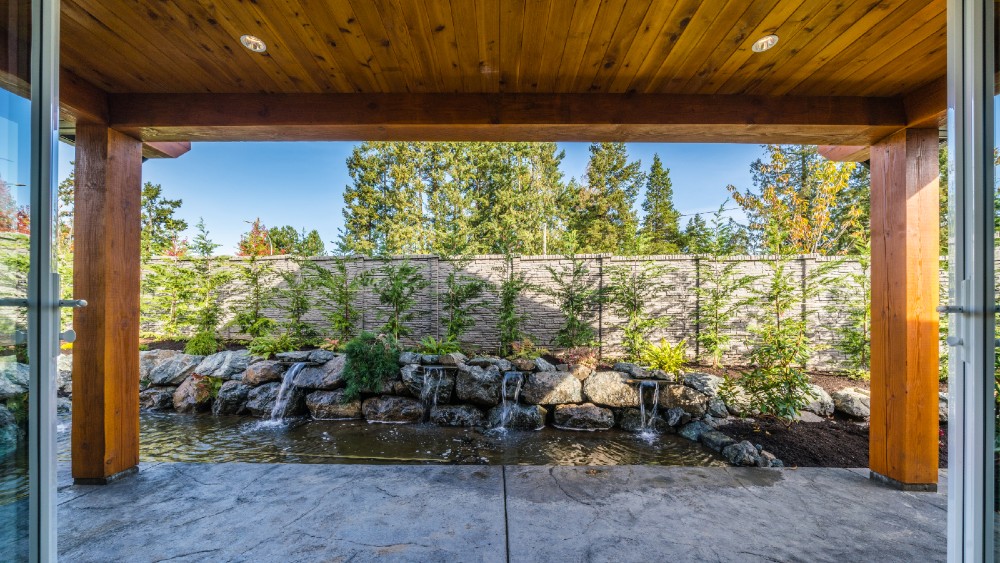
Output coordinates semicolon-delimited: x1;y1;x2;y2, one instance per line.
948;0;997;560
0;0;59;560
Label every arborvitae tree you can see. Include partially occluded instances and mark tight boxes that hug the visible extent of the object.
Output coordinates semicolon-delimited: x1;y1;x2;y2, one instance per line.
441;258;490;343
545;255;601;348
568;143;644;254
728;145;864;255
278;264;318;346
639;154;682;253
185;220;231;353
605;261;671;360
496;254;531;356
372;260;430;340
305;256;370;343
694;206;758;366
140;182;187;261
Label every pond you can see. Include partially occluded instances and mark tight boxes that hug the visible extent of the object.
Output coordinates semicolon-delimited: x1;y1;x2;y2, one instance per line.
0;412;726;505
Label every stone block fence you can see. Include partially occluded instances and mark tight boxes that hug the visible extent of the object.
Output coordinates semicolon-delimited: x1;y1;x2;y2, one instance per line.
144;253;909;373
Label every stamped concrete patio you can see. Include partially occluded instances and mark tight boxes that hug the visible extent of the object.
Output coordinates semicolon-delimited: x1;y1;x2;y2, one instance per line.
55;462;946;562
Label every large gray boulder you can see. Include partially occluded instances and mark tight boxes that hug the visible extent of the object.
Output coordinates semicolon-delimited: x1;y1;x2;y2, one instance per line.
399;351;423;365
678;420;712;442
429;404;485;427
832;387;871;419
245;381;307;418
307;350;335;364
940;392;949;423
722;441;762;466
274;351;312;363
521;371;582;405
467;356;514;372
242;360;287;386
139;349;180;380
534;357;557;372
583;371;639;407
486;404;547;430
455;364;501;406
0;360;28;400
291;356;346;390
362;396;424;423
699;430;737;453
618;408;672;433
212;380;251;416
438;352;467;366
173;375;213;413
195;350;250;379
567;364;594;381
148;354;204;386
664;406;690;427
139;386;177;410
0;405;22;458
682;372;723;397
306;389;362;420
401;365;455;404
660;384;709;417
612;362;648;379
553;403;613;430
802;384;834;417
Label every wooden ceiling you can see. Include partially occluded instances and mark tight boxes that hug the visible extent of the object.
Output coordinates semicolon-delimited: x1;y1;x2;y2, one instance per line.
9;0;943;144
61;0;946;97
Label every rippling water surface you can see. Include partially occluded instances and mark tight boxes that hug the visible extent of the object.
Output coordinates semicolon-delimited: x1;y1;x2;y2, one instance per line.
0;412;725;505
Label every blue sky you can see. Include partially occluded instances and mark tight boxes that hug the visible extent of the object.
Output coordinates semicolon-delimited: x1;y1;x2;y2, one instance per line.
56;141;766;254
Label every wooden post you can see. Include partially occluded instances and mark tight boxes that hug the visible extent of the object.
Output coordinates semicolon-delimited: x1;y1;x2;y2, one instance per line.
869;127;940;490
71;123;143;484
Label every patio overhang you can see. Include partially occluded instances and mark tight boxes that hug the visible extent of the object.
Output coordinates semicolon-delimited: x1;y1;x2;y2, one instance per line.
19;0;946;488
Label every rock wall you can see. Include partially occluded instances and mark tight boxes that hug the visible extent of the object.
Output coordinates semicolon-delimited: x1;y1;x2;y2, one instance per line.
149;253;881;371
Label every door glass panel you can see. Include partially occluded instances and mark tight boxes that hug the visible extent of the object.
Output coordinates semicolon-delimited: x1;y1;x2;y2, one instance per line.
0;1;32;557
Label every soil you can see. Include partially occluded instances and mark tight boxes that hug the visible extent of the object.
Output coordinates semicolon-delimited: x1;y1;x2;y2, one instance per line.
719;417;949;469
141;338;247;352
688;363;949;394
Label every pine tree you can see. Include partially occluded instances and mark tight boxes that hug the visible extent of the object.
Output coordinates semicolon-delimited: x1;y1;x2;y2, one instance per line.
639;154;681;253
140;182;187;261
568;143;644;253
682;214;711;254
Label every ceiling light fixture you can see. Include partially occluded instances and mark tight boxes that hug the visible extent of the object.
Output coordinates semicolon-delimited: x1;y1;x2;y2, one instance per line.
751;34;779;53
240;34;267;53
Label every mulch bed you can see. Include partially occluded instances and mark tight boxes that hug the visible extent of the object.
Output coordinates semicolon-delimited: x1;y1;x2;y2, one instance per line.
719;417;949;469
141;338;247;352
688;363;948;394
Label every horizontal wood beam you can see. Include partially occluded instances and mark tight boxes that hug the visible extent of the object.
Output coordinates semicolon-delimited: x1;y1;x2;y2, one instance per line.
818;145;870;162
60;69;110;125
141;141;192;160
903;76;947;129
108;93;908;145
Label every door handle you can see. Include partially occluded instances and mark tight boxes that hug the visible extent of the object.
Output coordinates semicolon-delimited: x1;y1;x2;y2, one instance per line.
937;305;964;314
59;299;88;308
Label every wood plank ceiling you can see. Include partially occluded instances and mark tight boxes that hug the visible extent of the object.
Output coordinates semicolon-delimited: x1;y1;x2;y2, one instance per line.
60;0;946;98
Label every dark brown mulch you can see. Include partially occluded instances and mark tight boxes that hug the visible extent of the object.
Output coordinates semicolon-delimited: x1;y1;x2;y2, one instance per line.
687;363;948;394
719;418;949;469
141;338;248;352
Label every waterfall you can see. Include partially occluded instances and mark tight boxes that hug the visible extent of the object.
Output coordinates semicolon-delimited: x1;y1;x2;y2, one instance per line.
270;362;306;421
421;366;446;409
497;371;524;431
638;380;660;437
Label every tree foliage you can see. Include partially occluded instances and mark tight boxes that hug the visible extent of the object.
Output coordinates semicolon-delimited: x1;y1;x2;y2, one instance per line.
141;182;187;261
545;255;601;348
305;256;370;343
605;261;672;360
639;154;682;253
372;260;429;340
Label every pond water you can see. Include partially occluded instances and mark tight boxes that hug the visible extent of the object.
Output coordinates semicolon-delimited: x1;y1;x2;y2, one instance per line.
0;412;725;505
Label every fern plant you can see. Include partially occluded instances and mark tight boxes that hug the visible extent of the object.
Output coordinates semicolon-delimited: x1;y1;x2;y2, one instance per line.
641;338;688;374
419;336;462;355
248;333;297;359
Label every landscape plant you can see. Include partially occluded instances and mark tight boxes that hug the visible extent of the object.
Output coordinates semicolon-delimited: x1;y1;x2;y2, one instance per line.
694;206;759;366
372;260;430;340
342;332;401;401
640;338;687;375
184;220;231;355
247;333;296;359
441;259;490;343
142;253;197;338
277;264;318;346
545;254;601;348
418;336;462;355
229;254;277;338
605;261;672;361
496;255;532;356
306;256;370;343
828;244;871;380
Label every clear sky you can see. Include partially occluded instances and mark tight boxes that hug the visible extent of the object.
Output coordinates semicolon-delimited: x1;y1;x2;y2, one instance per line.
56;141;766;254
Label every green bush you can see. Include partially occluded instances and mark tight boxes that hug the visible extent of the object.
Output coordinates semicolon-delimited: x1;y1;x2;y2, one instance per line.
342;332;400;401
185;331;221;356
640;338;687;375
248;333;297;359
418;336;462;355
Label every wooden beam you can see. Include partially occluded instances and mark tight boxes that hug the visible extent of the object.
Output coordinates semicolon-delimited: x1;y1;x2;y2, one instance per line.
108;93;908;144
903;76;947;129
141;141;192;160
818;145;870;162
869;127;940;490
59;69;110;125
71;123;143;484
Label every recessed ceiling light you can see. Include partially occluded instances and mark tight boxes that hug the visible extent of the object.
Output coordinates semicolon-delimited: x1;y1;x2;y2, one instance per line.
240;34;267;53
751;34;779;53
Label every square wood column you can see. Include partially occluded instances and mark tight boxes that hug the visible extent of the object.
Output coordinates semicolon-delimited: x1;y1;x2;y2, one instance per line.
71;123;143;484
869;127;940;490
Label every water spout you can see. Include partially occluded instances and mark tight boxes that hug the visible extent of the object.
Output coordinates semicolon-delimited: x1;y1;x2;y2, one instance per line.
496;371;524;432
421;366;446;409
637;380;660;440
271;362;306;421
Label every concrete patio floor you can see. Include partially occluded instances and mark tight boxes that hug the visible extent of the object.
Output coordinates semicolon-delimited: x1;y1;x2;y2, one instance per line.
56;462;947;562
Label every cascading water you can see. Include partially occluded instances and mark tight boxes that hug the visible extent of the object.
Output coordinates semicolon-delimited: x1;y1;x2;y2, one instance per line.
496;371;524;432
421;366;446;409
637;380;660;440
270;362;306;421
